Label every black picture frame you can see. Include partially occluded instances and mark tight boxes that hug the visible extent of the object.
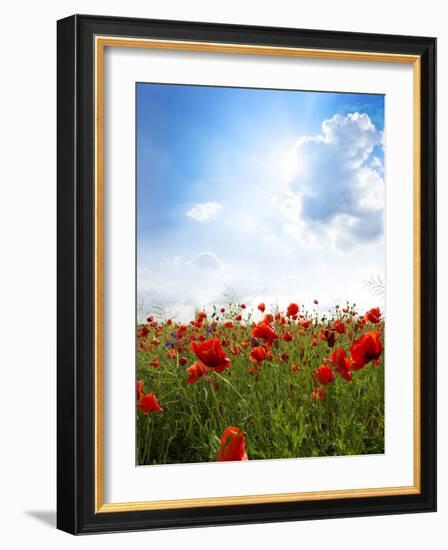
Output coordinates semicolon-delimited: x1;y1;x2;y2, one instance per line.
57;14;436;535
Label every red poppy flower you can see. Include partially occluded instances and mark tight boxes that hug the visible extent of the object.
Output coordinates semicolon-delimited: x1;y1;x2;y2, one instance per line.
249;346;267;364
291;364;301;372
196;311;207;322
186;361;210;384
235;314;242;322
252;320;279;346
283;331;293;342
280;352;288;362
313;299;319;305
350;331;382;370
230;345;242;356
333;319;346;334
248;364;260;378
148;358;160;368
241;303;246;309
220;307;225;313
190;338;231;373
286;303;299;317
311;387;326;401
136;380;144;400
137;392;163;414
314;364;335;385
139;325;150;338
301;319;312;328
257;303;266;313
321;329;336;347
179;356;188;366
328;348;352;381
364;307;382;324
264;313;274;323
217;426;248;461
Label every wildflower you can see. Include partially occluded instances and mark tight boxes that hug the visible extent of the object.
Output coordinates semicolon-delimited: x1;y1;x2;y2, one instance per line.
230;345;242;356
283;331;293;342
286;303;299;317
179;356;188;366
333;319;346;334
217;426;248;461
191;338;231;373
249;346;267;364
148;358;160;368
252;320;279;346
248;363;260;377
137;380;144;400
314;364;335;385
326;348;352;381
321;329;336;348
311;387;326;401
350;331;383;370
364;307;382;324
257;303;266;313
197;311;207;323
186;361;210;384
137;393;163;414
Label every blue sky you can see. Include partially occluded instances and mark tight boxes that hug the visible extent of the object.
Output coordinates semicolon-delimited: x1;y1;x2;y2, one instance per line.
136;83;385;321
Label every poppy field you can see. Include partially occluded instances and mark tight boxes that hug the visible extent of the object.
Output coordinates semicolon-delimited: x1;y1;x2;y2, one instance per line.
136;301;384;465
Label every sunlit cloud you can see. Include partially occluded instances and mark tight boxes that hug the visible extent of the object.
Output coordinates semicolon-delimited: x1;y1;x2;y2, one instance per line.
273;112;384;252
186;201;222;222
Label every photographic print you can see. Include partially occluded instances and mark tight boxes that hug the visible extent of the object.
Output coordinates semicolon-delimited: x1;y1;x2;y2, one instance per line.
135;83;385;466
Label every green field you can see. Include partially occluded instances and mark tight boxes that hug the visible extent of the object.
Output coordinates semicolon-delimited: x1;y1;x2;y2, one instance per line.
136;302;384;465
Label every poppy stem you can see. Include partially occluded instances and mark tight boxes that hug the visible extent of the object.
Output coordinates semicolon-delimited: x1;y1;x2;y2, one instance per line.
214;372;248;405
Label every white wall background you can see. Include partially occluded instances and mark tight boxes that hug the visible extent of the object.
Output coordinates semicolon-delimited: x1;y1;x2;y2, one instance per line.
0;1;444;548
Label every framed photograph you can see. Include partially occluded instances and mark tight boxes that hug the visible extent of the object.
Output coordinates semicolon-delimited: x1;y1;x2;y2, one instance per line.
57;14;436;534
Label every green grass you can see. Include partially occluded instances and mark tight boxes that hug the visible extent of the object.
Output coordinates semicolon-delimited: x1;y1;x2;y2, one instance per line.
136;305;384;465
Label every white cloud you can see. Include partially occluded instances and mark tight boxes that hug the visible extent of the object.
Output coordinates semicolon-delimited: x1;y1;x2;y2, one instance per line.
186;201;222;222
273;112;384;252
189;251;223;271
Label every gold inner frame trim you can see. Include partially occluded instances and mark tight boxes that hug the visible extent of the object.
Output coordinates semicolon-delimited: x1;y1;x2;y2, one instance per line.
94;35;421;513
